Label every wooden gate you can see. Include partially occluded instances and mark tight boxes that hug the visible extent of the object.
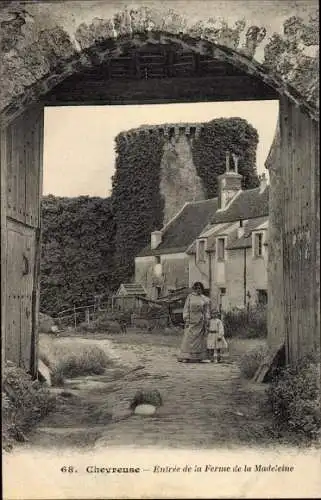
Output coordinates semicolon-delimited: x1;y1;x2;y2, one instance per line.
279;96;320;364
1;104;43;375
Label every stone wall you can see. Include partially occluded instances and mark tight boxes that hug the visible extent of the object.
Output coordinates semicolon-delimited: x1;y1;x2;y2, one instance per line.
160;130;205;225
119;123;206;227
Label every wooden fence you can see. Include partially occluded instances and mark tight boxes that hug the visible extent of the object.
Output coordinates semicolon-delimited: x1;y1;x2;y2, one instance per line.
54;290;188;329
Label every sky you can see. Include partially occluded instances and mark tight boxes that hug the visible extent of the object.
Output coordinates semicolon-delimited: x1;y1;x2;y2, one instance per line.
43;100;279;198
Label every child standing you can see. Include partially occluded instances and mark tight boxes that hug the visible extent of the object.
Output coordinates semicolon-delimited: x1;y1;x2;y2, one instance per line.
207;311;228;362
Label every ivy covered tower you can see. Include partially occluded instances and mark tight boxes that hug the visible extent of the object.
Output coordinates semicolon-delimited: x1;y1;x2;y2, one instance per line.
112;118;259;282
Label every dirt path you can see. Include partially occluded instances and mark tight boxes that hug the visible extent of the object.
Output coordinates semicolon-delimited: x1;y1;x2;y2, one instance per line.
25;333;273;450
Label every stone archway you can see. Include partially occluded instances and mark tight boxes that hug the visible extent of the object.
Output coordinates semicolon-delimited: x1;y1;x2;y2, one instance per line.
0;3;319;371
0;4;319;121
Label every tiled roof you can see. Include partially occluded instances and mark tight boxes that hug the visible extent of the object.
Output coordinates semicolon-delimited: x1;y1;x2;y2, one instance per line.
206;222;238;251
187;222;236;254
211;185;269;224
227;216;269;250
137;198;218;257
200;222;234;239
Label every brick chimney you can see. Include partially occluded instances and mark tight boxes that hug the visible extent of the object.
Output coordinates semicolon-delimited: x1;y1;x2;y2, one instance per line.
217;152;242;210
151;231;162;250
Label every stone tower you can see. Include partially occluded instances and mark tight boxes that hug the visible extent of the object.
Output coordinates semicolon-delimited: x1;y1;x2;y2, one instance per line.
159;124;206;224
122;123;207;226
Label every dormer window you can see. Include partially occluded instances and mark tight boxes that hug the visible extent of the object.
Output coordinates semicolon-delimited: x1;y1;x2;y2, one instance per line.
197;239;206;262
253;232;264;257
217;237;226;261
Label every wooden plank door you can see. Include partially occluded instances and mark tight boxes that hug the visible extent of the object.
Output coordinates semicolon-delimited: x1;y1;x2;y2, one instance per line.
1;103;44;375
279;96;319;364
6;221;36;370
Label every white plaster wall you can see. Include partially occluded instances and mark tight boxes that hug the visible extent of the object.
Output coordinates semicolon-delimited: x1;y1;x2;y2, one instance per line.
210;243;268;311
188;254;210;289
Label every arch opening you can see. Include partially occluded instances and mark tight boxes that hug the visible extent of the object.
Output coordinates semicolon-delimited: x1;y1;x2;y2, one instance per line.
1;31;318;124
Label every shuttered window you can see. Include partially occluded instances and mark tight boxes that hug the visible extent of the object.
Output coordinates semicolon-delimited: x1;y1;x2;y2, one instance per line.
254;232;263;257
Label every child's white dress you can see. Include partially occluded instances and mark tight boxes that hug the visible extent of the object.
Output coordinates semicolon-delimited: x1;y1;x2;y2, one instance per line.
207;318;228;350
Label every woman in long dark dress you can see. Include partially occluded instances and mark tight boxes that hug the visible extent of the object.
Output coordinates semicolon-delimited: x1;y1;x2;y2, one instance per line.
177;282;211;363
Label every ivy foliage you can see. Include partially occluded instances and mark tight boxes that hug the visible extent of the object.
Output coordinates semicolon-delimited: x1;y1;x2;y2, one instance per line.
111;130;165;283
192;117;260;198
40;195;116;316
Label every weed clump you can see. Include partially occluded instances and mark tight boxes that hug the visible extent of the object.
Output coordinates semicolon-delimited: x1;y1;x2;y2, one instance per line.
266;355;321;443
55;345;111;379
224;305;267;339
2;362;56;450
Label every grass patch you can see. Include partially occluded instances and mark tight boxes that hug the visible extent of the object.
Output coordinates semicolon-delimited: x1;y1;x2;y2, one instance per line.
39;336;115;386
56;345;111;378
239;343;269;379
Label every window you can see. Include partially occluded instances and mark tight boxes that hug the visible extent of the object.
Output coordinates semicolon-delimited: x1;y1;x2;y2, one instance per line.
220;287;226;296
253;232;263;257
197;239;206;262
257;289;268;305
217;238;226;261
156;286;162;299
154;255;162;277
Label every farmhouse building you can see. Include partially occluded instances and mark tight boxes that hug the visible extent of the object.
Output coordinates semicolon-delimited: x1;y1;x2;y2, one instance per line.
135;159;269;311
187;167;269;312
135;198;218;299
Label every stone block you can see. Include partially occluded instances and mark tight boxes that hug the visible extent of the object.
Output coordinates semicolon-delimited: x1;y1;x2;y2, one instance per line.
38;359;52;386
134;404;156;416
